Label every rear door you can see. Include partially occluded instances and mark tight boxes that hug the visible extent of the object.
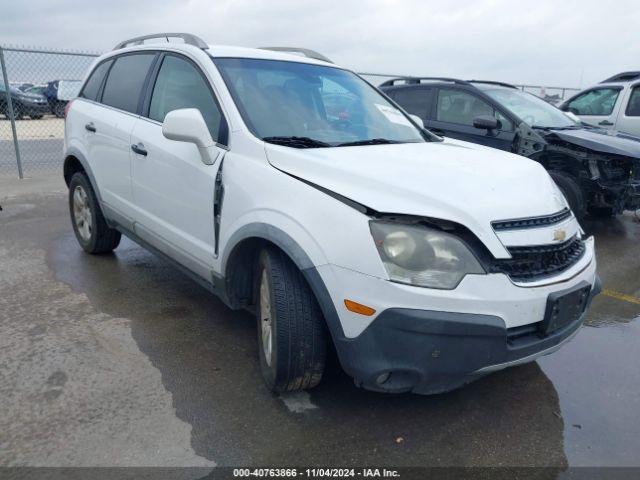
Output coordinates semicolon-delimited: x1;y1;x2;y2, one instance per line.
429;87;515;151
614;84;640;136
84;52;156;218
562;86;623;130
129;53;229;277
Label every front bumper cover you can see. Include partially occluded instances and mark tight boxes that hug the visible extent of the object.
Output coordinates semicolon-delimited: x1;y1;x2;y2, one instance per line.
333;276;601;395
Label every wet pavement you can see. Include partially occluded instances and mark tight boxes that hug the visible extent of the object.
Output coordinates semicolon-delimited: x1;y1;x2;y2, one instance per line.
1;177;639;468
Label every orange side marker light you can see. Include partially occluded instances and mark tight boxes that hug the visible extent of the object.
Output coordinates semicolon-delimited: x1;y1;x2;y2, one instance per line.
344;299;376;316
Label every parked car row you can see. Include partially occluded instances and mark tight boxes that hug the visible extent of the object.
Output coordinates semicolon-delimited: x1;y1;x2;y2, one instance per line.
1;79;82;119
380;77;640;219
63;33;600;396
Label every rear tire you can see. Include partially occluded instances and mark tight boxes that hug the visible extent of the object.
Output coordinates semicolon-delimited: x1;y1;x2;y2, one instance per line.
255;247;326;393
68;172;121;254
549;170;586;221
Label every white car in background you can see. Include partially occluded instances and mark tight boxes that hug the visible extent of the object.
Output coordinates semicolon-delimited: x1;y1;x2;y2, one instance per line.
560;72;640;136
63;33;600;395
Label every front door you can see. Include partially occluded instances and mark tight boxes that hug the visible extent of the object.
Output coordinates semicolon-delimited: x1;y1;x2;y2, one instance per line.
129;53;229;278
428;87;516;151
563;87;623;130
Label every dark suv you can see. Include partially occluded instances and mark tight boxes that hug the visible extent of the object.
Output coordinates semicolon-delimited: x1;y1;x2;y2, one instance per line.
0;83;49;119
380;77;640;219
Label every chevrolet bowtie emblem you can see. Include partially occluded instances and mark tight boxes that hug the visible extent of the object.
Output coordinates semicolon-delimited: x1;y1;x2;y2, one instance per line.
553;229;567;242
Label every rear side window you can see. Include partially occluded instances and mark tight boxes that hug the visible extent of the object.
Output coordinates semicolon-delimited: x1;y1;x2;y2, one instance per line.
80;60;112;101
149;55;227;144
567;88;620;116
102;54;155;113
390;88;433;122
626;87;640;116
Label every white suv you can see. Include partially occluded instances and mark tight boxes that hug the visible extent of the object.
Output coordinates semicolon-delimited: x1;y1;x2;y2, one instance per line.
63;33;600;395
560;71;640;136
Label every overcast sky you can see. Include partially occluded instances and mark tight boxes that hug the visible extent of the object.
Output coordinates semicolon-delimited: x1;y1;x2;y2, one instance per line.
2;0;639;88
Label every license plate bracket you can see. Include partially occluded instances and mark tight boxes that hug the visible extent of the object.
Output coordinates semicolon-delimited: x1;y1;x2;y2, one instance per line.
541;281;591;335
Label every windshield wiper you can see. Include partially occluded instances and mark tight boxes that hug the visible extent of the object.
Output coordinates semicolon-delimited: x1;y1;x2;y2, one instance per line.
532;125;580;131
262;136;332;148
337;138;400;147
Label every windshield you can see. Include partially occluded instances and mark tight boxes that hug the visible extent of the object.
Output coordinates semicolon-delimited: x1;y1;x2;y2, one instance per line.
213;58;426;147
483;88;579;129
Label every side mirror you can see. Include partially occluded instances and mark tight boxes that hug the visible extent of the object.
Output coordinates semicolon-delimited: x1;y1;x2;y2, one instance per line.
162;108;219;165
409;114;424;129
473;115;499;131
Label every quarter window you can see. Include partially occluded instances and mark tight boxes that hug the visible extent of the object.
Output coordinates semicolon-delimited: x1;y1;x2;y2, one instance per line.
80;60;112;101
567;88;620;116
102;53;155;114
149;55;226;144
626;87;640;117
436;89;513;131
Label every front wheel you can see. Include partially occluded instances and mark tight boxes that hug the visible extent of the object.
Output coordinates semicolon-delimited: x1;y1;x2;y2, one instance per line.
53;102;66;118
255;247;327;393
68;172;121;254
549;170;586;221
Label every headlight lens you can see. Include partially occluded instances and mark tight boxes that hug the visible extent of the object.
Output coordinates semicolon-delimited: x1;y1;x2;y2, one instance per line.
370;221;485;289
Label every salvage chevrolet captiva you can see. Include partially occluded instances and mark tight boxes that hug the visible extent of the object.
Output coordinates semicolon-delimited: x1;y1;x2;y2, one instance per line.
63;33;601;394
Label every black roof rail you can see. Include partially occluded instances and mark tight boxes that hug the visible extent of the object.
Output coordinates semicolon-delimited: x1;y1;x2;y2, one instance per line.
259;47;332;63
600;71;640;83
468;80;518;89
113;33;208;50
379;77;471;87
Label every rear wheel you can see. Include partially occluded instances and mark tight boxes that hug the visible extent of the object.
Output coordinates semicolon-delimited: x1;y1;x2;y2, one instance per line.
549;170;585;221
255;247;326;393
68;172;121;254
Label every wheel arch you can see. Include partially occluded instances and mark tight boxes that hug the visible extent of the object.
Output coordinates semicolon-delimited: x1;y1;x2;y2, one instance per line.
63;148;103;203
221;223;344;338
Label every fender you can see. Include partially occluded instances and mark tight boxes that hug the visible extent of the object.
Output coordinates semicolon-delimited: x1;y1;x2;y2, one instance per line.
221;222;345;339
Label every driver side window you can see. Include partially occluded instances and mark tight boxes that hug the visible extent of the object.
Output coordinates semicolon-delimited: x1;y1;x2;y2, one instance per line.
567;88;620;116
436;89;513;131
149;55;227;144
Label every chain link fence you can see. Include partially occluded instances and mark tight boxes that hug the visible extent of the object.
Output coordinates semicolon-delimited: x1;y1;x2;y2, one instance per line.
0;45;583;179
0;45;99;178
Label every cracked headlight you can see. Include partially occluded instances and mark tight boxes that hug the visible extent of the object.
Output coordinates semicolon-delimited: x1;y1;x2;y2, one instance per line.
370;221;485;289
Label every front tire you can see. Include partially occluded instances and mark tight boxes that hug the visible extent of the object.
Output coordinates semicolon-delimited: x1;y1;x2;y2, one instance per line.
255;247;326;393
68;172;121;254
53;102;66;118
549;170;586;221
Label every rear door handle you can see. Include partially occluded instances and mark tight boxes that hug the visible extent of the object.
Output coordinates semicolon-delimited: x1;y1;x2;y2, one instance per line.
85;122;96;133
598;120;614;126
131;143;148;156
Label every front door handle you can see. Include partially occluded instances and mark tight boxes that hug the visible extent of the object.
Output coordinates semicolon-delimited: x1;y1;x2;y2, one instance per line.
599;120;614;126
85;122;96;133
131;143;148;156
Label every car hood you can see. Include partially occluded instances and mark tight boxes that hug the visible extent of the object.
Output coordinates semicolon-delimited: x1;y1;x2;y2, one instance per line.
265;139;568;256
542;127;640;158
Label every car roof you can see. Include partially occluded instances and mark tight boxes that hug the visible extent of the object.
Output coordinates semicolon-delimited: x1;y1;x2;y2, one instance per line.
600;71;640;84
379;77;517;90
102;43;335;68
